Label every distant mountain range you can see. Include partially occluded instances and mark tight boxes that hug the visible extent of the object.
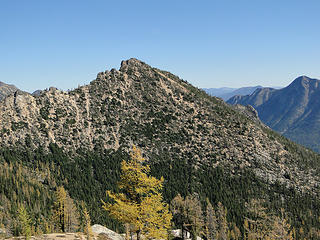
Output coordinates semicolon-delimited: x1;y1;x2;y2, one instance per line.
203;86;284;101
228;76;320;152
203;86;265;101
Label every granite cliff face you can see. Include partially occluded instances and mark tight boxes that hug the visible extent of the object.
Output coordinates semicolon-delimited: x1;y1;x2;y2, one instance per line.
228;76;320;152
0;59;320;196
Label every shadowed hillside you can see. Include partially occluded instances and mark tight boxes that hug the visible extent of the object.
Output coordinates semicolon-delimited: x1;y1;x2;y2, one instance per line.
228;76;320;152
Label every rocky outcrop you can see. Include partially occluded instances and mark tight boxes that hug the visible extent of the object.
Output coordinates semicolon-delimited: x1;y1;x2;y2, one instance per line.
232;104;261;124
0;81;18;102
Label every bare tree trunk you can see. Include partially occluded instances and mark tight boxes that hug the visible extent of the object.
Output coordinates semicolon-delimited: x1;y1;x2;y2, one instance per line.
136;229;141;240
182;224;185;240
125;224;130;240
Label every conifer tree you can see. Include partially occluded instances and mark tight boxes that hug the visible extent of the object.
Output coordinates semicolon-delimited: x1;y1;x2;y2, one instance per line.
53;186;67;232
102;146;172;240
171;194;188;239
185;194;204;240
171;194;204;240
205;199;217;240
216;202;228;240
270;209;293;240
17;205;31;240
53;186;79;232
244;199;273;240
82;206;92;240
65;193;79;232
228;223;241;240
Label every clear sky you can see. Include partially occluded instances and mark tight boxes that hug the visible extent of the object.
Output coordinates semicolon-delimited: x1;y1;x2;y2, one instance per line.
1;0;320;92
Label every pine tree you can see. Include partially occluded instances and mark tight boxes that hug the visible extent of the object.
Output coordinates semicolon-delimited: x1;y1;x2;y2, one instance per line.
244;199;273;240
65;193;79;232
205;199;217;240
53;186;79;232
216;202;228;240
171;194;204;240
102;146;172;240
270;209;293;240
82;206;92;240
185;194;204;240
17;205;31;240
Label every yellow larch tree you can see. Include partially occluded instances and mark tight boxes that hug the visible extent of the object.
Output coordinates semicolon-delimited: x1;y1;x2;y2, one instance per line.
53;186;79;233
216;202;228;240
53;186;67;232
102;145;172;240
244;199;273;240
170;193;204;240
17;205;31;240
82;206;92;240
270;209;293;240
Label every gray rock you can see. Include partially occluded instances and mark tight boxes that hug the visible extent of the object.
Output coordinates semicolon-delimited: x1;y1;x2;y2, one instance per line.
170;229;202;240
91;224;124;240
32;90;43;96
233;104;261;124
0;81;18;102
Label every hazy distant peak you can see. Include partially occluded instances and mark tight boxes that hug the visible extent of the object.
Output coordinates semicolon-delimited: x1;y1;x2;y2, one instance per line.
204;85;264;101
288;75;320;90
293;75;318;83
251;87;275;95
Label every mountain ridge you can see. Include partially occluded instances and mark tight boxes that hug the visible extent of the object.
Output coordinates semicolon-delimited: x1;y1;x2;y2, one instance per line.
0;59;319;194
227;75;320;152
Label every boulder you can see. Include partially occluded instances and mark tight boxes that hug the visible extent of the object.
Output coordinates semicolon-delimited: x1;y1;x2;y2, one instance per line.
91;224;124;240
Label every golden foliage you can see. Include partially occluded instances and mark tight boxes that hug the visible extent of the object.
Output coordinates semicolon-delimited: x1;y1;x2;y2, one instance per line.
17;205;31;240
53;186;79;233
83;206;92;240
171;193;204;240
244;200;293;240
102;145;172;240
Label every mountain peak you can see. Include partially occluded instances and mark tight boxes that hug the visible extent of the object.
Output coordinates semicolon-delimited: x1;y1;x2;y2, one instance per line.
292;75;312;83
120;58;148;73
289;75;320;89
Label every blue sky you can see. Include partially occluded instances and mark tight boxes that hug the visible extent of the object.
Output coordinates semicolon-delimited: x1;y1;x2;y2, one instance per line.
1;0;320;92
